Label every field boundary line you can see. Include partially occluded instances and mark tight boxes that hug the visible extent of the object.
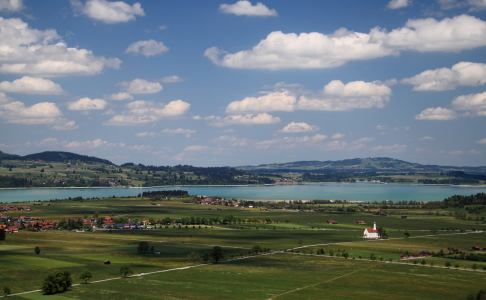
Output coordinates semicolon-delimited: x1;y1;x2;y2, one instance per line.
289;230;483;251
266;263;381;300
2;251;276;298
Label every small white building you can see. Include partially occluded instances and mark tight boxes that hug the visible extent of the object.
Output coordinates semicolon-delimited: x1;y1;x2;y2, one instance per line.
363;222;380;239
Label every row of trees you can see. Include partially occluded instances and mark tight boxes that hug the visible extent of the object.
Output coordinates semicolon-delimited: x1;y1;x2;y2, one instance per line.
140;190;189;198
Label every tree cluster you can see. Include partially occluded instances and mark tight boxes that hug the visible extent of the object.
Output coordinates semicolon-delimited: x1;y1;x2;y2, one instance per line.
137;241;150;254
41;270;72;295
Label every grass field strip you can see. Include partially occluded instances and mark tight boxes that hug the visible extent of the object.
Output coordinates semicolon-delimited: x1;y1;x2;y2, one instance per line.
265;263;382;300
287;251;485;273
2;231;483;298
289;230;483;251
2;245;483;298
2;251;277;298
21;234;251;250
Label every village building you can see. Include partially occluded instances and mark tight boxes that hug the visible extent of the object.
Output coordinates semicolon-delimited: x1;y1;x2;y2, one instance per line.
363;222;380;239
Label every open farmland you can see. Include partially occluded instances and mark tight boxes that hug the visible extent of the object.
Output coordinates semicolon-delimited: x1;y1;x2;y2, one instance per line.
1;195;486;299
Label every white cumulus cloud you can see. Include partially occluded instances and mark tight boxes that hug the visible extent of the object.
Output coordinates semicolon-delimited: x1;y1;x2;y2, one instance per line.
120;79;163;94
183;145;210;152
402;62;486;91
0;0;24;11
136;131;159;137
297;80;391;111
331;133;345;139
371;144;407;152
0;93;64;124
162;128;196;137
419;136;434;140
71;0;145;24
210;113;280;126
67;97;108;110
104;99;190;126
387;0;410;9
279;122;318;133
0;76;64;94
226;91;296;113
205;15;486;70
477;138;486;144
219;0;277;16
0;17;121;77
451;92;486;116
415;107;458;120
65;138;118;149
51;120;79;130
125;39;169;57
160;75;186;83
106;92;133;100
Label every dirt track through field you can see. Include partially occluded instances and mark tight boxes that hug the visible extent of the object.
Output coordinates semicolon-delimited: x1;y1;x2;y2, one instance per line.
2;231;482;298
265;263;381;300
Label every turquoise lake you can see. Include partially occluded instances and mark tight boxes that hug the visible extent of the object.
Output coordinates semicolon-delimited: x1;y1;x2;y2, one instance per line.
1;183;486;203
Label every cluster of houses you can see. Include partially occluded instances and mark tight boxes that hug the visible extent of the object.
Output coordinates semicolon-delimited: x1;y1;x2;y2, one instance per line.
195;196;239;207
278;178;297;183
0;204;32;212
471;246;486;251
98;217;143;230
0;214;58;233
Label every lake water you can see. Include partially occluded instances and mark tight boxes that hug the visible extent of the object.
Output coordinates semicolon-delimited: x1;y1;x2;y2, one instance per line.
1;183;486;203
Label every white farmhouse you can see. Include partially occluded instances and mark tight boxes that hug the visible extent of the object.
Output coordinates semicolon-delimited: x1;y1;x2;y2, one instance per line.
363;222;380;239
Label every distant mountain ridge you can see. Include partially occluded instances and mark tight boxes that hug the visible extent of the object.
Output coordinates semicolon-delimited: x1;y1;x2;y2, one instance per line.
2;150;486;174
237;157;486;174
0;151;114;165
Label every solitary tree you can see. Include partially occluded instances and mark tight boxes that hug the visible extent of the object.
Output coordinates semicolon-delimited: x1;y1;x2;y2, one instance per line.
378;227;389;239
35;246;41;255
421;259;426;266
79;269;92;284
137;241;150;254
298;238;303;247
370;253;377;261
120;265;133;277
472;263;478;271
41;269;72;295
454;263;460;269
201;251;210;263
251;244;263;255
187;252;200;265
3;286;10;296
210;246;224;263
0;228;5;241
404;230;410;238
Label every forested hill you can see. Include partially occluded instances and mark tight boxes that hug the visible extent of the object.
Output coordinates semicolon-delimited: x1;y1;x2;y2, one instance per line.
2;151;114;165
0;151;21;160
238;157;486;174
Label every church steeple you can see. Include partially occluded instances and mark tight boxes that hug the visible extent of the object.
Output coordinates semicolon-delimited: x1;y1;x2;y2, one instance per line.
373;222;376;230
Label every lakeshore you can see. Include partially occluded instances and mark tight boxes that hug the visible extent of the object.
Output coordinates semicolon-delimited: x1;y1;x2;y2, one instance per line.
1;182;486;204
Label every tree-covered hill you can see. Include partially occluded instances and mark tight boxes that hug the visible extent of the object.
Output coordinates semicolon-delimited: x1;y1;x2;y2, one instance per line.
238;157;486;174
0;151;21;160
4;151;114;165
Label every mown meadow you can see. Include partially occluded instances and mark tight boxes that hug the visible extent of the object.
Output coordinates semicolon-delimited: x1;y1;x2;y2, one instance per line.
1;196;485;299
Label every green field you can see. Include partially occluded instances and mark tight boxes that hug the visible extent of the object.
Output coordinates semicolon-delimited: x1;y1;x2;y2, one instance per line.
1;196;486;299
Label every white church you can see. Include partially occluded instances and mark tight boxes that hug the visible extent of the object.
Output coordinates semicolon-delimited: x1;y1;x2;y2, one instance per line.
363;222;380;239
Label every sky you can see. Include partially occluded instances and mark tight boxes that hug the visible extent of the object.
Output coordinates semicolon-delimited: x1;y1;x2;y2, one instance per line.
1;0;486;167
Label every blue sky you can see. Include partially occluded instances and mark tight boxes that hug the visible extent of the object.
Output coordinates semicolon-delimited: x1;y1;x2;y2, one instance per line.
1;0;486;167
